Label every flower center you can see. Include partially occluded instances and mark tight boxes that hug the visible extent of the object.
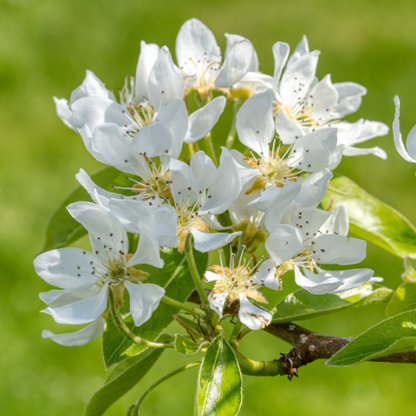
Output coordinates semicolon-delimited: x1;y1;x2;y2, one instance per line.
211;250;268;304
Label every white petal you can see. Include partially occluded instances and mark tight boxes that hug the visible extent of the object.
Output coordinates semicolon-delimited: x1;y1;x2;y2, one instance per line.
208;290;228;319
107;199;159;234
42;317;104;347
148;46;184;112
54;97;78;130
232;72;273;94
128;230;163;268
215;40;254;88
130;122;174;158
191;228;242;253
236;90;274;155
263;182;302;232
295;169;333;208
204;271;221;282
272;42;290;95
252;259;280;290
185;97;226;143
203;214;231;231
91;123;141;172
169;158;199;205
154;99;188;159
319;269;376;294
39;286;101;308
41;283;109;325
311;235;366;265
175;18;221;69
199;148;241;215
265;224;303;265
274;109;304;145
69;70;116;105
135;205;178;249
229;149;259;187
78;124;94;156
287;128;338;172
124;281;165;327
76;168;124;207
190;151;219;190
71;96;131;132
225;33;259;72
321;205;349;236
291;207;333;241
294;267;341;295
306;75;338;120
135;41;160;103
67;202;127;252
34;248;100;289
238;295;271;330
333;82;367;118
342;145;387;160
279;51;320;104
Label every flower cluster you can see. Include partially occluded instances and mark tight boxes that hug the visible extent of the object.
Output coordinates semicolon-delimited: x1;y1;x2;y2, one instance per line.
35;18;387;345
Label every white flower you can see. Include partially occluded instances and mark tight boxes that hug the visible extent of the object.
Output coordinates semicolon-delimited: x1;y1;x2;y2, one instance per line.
109;148;242;253
205;254;279;330
234;89;339;196
272;36;388;158
264;204;381;294
175;18;255;98
393;95;416;163
55;44;226;146
34;202;170;333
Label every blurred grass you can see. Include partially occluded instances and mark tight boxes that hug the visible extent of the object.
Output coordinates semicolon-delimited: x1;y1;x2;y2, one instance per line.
1;0;416;414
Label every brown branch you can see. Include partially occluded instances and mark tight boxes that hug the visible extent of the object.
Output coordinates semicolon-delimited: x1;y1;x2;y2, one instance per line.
265;322;416;379
187;290;416;379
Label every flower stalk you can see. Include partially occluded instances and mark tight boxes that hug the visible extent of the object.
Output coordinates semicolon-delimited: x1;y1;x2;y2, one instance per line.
185;234;209;306
108;288;173;349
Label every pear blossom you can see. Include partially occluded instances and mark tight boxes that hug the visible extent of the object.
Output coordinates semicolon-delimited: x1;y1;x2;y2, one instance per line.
233;90;340;197
34;202;173;332
392;95;416;163
109;148;242;253
272;36;388;158
175;18;256;99
205;253;279;330
55;44;226;146
264;202;381;294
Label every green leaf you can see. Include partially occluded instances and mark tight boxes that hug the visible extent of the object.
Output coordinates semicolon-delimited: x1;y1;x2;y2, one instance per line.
321;175;416;258
272;283;392;323
42;167;132;252
102;247;208;367
84;342;166;416
196;336;242;416
402;256;416;283
386;282;416;317
326;309;416;367
174;334;209;357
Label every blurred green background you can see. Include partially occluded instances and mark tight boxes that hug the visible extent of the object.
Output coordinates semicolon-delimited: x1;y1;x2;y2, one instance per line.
1;0;416;414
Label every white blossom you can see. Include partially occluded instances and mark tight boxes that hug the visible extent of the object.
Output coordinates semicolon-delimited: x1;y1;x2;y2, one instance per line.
205;254;279;330
34;202;171;333
272;36;388;159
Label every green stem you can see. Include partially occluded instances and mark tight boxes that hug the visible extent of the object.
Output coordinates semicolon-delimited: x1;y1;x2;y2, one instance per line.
234;349;285;377
185;234;209;306
108;288;173;349
161;295;206;318
127;362;201;416
204;132;218;166
230;319;243;347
